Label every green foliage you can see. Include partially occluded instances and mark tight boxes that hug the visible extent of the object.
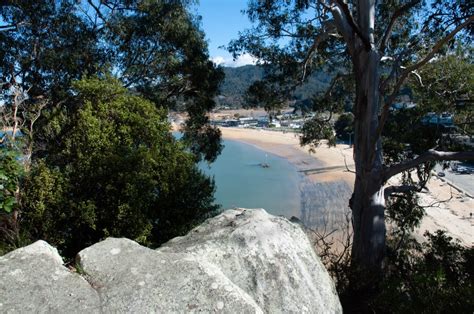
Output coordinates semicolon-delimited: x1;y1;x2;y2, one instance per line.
374;231;474;313
334;113;354;141
0;0;105;102
220;65;264;107
20;77;218;258
300;117;336;149
244;80;286;113
386;192;425;238
218;65;330;108
0;146;27;254
410;52;474;134
0;148;22;214
0;0;223;163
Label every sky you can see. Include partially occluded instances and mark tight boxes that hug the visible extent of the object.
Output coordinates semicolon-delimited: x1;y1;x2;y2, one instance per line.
193;0;257;67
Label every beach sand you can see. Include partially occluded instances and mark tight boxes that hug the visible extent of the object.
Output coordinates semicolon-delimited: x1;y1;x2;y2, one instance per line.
219;127;473;246
221;128;354;228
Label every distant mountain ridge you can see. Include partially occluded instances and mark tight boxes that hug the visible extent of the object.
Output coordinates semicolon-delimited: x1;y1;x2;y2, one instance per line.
217;65;332;108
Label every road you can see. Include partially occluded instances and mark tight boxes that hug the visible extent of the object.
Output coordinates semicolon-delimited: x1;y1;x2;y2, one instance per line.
435;164;474;197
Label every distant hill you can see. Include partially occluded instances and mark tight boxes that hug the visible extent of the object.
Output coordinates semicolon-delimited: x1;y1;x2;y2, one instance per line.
217;65;332;108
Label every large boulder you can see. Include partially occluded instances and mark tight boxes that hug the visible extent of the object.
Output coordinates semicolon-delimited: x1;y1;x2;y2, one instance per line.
0;208;342;313
0;240;100;313
77;237;261;313
159;208;341;313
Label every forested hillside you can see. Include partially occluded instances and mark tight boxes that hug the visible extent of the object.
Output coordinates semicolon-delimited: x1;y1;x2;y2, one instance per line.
217;65;332;108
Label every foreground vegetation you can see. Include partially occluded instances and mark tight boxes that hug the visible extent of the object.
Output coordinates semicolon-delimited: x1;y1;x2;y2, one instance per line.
0;0;222;257
15;78;217;257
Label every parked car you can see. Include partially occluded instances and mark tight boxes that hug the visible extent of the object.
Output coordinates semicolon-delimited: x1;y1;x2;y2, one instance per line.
457;167;472;174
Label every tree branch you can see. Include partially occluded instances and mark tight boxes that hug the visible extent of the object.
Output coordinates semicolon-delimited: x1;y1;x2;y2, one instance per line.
301;25;335;82
0;24;15;31
375;15;474;143
0;21;27;32
384;150;474;181
403;15;474;75
86;0;111;28
325;1;354;51
379;0;421;53
332;0;371;50
342;152;356;173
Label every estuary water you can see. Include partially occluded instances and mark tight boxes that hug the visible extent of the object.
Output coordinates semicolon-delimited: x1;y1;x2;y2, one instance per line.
176;132;352;228
199;139;301;218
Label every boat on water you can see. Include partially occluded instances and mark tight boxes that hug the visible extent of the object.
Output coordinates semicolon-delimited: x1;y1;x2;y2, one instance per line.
259;153;270;168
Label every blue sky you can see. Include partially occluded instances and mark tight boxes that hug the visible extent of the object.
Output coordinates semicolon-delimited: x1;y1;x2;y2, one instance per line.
193;0;256;67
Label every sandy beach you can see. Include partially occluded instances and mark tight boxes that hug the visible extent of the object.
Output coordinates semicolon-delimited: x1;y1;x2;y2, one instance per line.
219;127;473;246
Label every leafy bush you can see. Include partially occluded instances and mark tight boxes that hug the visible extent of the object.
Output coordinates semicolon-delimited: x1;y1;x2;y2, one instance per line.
334;112;354;141
0;147;24;253
0;148;22;214
374;231;473;313
19;77;218;258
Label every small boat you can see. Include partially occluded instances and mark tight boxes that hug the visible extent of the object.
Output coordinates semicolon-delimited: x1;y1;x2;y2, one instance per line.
260;153;270;168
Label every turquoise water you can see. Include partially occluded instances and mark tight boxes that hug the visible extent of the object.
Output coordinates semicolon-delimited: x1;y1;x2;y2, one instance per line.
199;139;301;218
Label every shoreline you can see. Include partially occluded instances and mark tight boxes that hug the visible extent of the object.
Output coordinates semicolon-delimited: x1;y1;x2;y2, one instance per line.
219;127;355;185
220;127;354;232
218;127;473;246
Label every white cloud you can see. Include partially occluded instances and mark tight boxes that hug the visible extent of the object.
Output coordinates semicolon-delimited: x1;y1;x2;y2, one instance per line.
211;56;227;66
211;53;258;67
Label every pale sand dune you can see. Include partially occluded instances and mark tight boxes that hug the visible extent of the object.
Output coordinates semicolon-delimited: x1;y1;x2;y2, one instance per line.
220;127;473;246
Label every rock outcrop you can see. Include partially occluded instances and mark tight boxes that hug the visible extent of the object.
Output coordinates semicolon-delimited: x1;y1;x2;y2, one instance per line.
0;240;99;313
0;208;342;313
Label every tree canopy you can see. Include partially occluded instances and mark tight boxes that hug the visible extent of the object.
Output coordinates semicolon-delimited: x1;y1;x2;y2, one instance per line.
20;77;218;258
0;1;223;256
0;0;223;162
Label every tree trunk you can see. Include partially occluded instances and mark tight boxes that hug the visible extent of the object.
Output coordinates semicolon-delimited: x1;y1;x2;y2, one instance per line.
350;173;385;270
350;46;386;272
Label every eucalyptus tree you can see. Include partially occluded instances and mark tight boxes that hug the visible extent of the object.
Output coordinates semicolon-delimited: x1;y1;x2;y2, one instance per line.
0;0;223;162
0;0;223;251
229;0;474;272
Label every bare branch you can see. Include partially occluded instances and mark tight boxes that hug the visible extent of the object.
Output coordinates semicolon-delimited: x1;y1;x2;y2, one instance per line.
384;184;423;198
384;150;474;181
342;150;356;173
301;28;333;82
421;189;454;209
375;15;474;143
379;0;421;53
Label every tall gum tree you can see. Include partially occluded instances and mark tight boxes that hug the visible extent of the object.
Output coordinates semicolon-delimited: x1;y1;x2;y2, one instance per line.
229;0;474;272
